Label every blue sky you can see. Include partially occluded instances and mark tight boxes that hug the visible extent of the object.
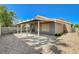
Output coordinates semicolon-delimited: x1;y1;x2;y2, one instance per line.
1;4;79;24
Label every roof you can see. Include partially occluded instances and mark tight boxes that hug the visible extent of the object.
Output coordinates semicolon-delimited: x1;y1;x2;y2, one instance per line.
17;16;72;25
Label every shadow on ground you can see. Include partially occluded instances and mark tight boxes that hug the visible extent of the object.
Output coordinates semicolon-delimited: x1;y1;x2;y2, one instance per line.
0;34;40;54
51;38;69;54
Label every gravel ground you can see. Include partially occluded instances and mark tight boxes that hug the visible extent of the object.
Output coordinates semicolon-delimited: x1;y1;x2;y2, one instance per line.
0;34;40;54
0;32;79;54
56;32;79;54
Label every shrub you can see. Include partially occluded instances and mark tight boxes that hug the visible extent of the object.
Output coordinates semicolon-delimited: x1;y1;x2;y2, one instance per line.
55;33;64;36
64;30;68;33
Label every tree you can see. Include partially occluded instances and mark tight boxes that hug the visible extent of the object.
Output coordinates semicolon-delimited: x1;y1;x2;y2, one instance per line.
74;24;79;29
0;6;16;27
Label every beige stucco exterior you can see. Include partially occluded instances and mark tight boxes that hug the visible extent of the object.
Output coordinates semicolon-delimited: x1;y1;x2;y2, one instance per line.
16;16;72;34
41;23;50;32
64;23;72;32
55;22;64;34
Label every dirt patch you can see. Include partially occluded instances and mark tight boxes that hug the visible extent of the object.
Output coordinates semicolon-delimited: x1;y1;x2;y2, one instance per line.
56;32;79;54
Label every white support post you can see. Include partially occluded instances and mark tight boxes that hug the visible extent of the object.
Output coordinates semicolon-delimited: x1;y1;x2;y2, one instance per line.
38;21;40;38
26;24;28;36
20;24;23;33
17;25;19;33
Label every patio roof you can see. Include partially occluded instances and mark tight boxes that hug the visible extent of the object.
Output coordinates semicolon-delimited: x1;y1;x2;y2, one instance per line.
16;16;72;25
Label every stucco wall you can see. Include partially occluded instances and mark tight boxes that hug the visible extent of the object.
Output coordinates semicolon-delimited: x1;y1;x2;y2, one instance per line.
49;22;55;34
39;22;55;35
64;24;72;32
55;23;64;34
41;23;49;32
17;20;72;35
33;22;49;34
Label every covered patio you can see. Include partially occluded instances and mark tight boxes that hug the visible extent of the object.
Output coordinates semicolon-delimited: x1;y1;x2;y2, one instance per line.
16;18;54;38
14;32;57;46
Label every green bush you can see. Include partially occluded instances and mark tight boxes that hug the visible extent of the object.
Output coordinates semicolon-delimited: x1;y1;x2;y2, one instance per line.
55;33;64;36
64;30;68;33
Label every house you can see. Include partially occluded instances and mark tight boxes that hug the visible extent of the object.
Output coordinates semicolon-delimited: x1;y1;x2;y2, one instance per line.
16;16;72;36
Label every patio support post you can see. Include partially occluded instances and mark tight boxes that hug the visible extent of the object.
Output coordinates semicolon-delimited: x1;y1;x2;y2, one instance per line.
20;24;23;33
17;25;19;33
26;24;28;36
37;21;40;38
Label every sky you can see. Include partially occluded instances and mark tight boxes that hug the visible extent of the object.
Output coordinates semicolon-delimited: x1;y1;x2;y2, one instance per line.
1;4;79;24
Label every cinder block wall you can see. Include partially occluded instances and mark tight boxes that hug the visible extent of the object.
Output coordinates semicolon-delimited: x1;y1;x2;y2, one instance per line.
1;27;17;35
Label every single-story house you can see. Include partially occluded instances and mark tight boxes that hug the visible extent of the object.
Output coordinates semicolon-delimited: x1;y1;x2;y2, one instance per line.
16;16;72;36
